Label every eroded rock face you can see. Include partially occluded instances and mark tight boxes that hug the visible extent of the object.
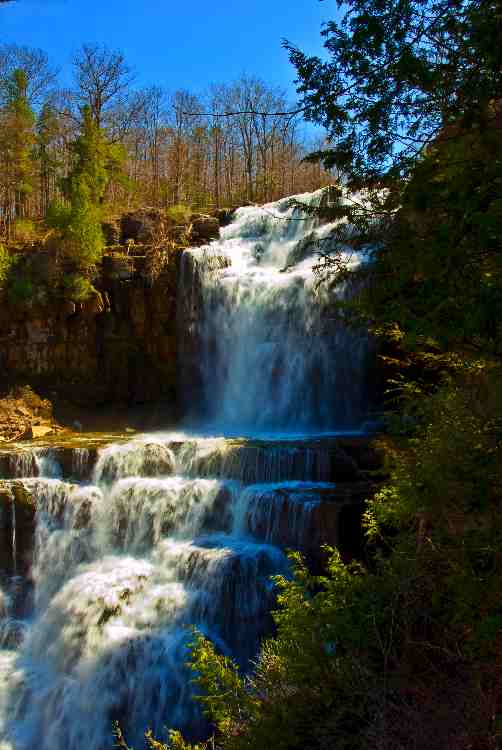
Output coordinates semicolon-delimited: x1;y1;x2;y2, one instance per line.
189;215;220;243
0;256;179;411
0;480;36;576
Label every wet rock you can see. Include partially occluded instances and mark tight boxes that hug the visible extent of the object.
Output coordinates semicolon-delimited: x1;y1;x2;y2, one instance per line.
214;208;235;227
0;480;36;576
330;447;361;481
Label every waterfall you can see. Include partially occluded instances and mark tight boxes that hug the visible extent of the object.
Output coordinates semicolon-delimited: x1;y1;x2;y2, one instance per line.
0;189;372;750
0;446;294;750
179;189;368;434
10;499;16;578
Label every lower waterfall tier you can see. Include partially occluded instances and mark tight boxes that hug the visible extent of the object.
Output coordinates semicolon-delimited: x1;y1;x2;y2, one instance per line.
0;432;381;750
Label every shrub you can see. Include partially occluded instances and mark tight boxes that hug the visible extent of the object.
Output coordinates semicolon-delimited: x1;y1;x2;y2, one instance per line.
7;274;33;306
167;203;192;225
47;196;104;269
0;244;12;290
61;273;95;302
12;218;37;243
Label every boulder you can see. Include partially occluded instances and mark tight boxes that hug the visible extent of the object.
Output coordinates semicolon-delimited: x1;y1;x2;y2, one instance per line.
101;219;121;245
190;214;220;243
121;209;165;244
214;208;235;227
29;425;54;440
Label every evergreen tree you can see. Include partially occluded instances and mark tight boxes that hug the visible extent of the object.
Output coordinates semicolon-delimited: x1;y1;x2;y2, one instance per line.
49;105;124;267
0;68;35;231
285;0;502;185
283;0;502;355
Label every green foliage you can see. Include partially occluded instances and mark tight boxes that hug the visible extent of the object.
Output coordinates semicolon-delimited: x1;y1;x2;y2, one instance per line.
167;204;192;225
0;68;36;219
189;630;255;735
7;273;33;306
48;193;104;268
12;218;37;242
367;374;502;536
355;119;502;353
0;244;12;289
60;273;95;302
114;721;207;750
285;0;501;184
48;106;125;268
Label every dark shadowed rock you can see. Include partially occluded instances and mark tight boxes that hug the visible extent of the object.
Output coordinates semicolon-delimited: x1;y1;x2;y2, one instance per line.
190;215;220;243
121;210;165;244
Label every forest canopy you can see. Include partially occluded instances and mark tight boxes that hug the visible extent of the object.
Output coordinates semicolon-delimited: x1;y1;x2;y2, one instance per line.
0;41;331;243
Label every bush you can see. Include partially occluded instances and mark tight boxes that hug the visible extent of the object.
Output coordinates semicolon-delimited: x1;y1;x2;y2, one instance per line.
167;203;192;225
47;197;104;269
12;218;37;243
61;273;95;302
7;274;33;306
0;244;12;290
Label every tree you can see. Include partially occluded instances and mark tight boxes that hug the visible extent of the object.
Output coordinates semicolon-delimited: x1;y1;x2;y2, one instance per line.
285;0;502;185
282;0;502;355
49;105;124;267
36;102;60;215
0;44;57;107
72;43;135;131
0;68;35;230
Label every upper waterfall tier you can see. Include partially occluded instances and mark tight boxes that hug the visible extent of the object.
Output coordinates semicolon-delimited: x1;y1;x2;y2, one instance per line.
179;189;371;434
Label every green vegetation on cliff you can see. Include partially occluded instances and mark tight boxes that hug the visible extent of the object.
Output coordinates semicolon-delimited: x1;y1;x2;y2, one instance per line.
48;105;126;268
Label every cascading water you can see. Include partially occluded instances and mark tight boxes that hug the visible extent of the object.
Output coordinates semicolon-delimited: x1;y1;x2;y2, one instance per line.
0;188;372;750
179;189;368;433
0;443;291;750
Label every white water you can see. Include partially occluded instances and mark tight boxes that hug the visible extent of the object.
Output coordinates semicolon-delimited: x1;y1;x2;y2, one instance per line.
180;189;368;434
0;442;297;749
0;189;371;749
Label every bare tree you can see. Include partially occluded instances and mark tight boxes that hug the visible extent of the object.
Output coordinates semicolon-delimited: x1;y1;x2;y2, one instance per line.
141;86;167;203
0;44;58;106
72;43;135;130
168;90;204;204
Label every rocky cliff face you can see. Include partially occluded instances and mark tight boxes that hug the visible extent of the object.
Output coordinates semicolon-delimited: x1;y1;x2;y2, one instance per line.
0;208;221;416
0;254;179;411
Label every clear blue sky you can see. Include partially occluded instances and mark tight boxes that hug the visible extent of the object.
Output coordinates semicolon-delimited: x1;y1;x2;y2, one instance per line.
1;0;336;102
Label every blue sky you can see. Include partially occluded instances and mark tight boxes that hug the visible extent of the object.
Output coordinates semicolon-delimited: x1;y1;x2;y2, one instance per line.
1;0;336;102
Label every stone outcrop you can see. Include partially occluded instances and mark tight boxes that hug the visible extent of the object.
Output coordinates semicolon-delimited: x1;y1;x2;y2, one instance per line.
0;480;36;575
189;214;220;243
0;253;180;411
119;209;221;247
0;386;55;443
0;205;231;414
121;209;165;244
